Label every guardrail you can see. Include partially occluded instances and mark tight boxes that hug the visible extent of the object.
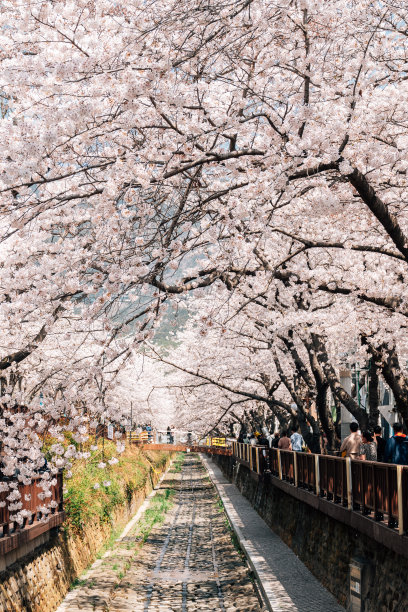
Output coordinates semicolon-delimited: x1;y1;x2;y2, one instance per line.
0;471;65;555
232;442;408;535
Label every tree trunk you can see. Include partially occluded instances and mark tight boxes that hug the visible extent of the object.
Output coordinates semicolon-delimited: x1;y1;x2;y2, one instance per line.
297;412;321;453
310;333;369;429
363;340;408;429
301;334;341;450
368;361;380;428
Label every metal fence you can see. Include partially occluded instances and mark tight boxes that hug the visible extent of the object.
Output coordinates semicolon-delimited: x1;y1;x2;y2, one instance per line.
231;442;408;535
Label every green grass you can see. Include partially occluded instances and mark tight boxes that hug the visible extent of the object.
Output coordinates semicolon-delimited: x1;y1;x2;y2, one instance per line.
69;577;88;590
135;488;175;543
63;444;170;533
227;523;245;559
102;486;176;584
214;495;245;560
96;524;124;559
170;453;185;473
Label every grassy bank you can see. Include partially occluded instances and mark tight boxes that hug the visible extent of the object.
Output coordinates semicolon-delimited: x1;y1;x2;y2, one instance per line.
64;443;170;533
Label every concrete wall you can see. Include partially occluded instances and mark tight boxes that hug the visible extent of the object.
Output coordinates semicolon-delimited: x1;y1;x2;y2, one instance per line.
214;455;408;612
0;455;173;612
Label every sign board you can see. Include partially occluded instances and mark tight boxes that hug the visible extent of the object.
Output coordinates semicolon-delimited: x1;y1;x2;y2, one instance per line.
107;424;114;440
350;578;361;595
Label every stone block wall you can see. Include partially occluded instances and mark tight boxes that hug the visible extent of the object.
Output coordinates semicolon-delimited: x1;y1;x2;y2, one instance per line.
0;454;173;612
214;455;408;612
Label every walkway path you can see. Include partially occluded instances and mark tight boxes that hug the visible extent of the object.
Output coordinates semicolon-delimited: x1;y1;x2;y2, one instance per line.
56;454;263;611
202;455;345;612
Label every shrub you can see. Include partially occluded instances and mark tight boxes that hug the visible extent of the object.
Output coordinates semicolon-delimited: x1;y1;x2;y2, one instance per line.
63;444;169;533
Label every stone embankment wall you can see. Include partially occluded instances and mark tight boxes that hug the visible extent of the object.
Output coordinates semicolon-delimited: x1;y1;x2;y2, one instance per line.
214;455;408;612
0;452;174;612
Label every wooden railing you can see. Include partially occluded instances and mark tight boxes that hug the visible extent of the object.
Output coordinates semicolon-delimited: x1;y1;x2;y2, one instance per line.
232;442;408;535
0;471;64;555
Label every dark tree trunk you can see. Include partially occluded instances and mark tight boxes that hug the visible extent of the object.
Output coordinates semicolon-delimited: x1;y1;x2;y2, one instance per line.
368;361;380;429
297;413;321;453
301;334;341;450
363;341;408;429
311;333;369;430
315;382;339;451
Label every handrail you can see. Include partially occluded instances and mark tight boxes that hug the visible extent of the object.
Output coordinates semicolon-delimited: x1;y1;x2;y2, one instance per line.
232;442;408;535
0;471;64;543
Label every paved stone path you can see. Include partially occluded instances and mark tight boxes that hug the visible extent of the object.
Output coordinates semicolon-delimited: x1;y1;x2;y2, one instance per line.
56;454;263;611
202;455;345;612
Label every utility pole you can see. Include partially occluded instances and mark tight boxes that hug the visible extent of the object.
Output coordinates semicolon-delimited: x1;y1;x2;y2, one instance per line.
355;362;361;408
101;414;105;461
129;402;133;444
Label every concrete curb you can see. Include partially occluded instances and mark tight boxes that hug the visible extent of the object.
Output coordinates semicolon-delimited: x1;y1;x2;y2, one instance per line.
201;454;278;611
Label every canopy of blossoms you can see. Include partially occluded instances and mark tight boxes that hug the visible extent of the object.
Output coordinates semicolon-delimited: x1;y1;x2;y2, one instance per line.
0;0;408;518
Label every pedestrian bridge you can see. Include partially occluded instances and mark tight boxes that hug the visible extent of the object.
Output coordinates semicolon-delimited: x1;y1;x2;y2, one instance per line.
131;442;232;456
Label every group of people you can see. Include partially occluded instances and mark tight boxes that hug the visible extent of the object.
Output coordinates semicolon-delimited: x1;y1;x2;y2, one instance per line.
237;425;307;452
166;425;175;444
340;422;408;464
237;421;408;464
134;424;153;442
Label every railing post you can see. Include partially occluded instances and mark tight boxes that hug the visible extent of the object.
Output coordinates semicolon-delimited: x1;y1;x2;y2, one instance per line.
256;448;260;474
277;449;282;480
250;447;253;471
346;457;353;510
397;465;404;535
315;454;320;496
293;452;298;487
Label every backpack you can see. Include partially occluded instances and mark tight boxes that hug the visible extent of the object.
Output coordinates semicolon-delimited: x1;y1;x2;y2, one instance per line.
394;436;408;465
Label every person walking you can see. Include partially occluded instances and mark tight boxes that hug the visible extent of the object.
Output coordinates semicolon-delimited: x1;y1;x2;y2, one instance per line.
278;431;292;450
290;426;304;452
257;432;269;447
340;422;361;459
271;432;280;449
384;423;408;465
257;432;271;471
374;425;386;462
359;431;377;461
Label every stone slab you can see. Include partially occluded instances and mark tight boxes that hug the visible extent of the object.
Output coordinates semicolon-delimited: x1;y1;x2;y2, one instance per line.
201;454;345;612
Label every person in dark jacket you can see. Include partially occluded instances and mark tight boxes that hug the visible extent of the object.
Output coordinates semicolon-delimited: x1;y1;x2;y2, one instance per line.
384;423;408;465
374;425;386;462
271;432;280;449
257;433;269;447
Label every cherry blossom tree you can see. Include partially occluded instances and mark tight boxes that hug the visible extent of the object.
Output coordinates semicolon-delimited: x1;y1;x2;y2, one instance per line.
1;0;408;518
